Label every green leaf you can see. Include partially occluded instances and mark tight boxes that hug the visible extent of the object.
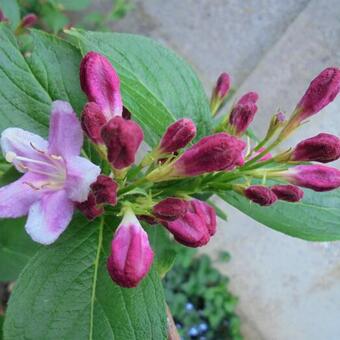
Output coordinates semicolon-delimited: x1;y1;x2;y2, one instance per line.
0;26;85;136
0;0;20;29
220;186;340;241
4;215;167;340
0;218;39;281
148;226;176;277
67;29;212;146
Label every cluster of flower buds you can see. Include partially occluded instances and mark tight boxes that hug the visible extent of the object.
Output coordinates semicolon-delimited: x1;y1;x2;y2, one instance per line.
152;198;217;247
76;175;118;220
80;52;144;170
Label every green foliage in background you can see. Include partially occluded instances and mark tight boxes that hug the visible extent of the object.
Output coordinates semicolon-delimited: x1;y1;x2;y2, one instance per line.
164;247;242;340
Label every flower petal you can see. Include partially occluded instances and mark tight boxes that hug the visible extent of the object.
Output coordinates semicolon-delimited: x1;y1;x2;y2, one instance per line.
0;173;43;218
48;100;83;159
25;189;74;245
65;156;101;202
1;128;48;172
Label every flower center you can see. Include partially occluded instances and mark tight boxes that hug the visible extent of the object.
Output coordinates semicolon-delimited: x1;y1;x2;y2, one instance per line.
5;143;67;191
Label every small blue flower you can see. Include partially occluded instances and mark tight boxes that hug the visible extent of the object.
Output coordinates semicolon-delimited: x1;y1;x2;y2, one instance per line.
198;323;208;332
185;302;194;311
188;326;199;337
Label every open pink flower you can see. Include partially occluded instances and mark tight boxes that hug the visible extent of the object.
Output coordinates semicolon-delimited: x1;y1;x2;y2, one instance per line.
0;101;100;244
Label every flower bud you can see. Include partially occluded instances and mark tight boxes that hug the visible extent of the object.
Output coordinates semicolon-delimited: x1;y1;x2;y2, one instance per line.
163;199;216;247
107;209;154;288
171;133;246;177
76;192;103;220
81;102;107;144
91;175;118;206
153;197;189;221
210;73;231;114
229;92;259;136
80;52;123;119
271;184;304;202
295;67;340;121
291;133;340;163
265;112;286;140
101;116;144;169
244;185;277;206
0;10;8;22
284;165;340;192
159;119;196;154
21;13;37;28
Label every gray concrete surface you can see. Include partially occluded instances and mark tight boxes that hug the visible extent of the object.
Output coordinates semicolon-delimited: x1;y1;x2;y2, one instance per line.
108;1;340;339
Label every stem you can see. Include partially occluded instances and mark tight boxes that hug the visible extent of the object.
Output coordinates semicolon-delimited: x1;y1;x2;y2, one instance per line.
166;305;180;340
118;177;149;195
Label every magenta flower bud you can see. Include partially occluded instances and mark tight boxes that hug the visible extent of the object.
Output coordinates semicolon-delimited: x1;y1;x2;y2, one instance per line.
80;52;123;119
101;116;144;169
21;13;37;28
76;192;103;220
153;197;189;221
163;199;216;247
189;199;217;236
210;73;231;115
159;119;196;154
172;133;246;177
107;209;154;288
296;67;340;121
244;185;277;206
0;10;7;22
237;91;259;105
229;92;259;136
91;175;118;206
291;133;340;163
284;165;340;192
81;102;107;144
214;73;231;98
271;185;304;202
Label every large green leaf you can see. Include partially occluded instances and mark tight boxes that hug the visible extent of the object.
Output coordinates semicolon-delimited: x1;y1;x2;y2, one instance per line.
67;29;212;146
220;185;340;241
0;26;85;136
4;215;167;340
0;218;39;281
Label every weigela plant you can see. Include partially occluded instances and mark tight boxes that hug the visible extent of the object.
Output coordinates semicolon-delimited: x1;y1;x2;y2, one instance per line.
1;50;340;291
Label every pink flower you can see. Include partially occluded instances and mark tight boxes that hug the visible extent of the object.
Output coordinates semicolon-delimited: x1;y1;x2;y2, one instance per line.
159;119;196;154
163;199;216;247
291;133;340;163
271;185;304;202
244;185;277;206
229;92;259;136
0;10;8;22
172;133;246;177
0;101;101;244
101;116;144;169
153;197;189;221
90;175;118;205
284;165;340;192
107;209;154;288
296;67;340;121
80;52;123;143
